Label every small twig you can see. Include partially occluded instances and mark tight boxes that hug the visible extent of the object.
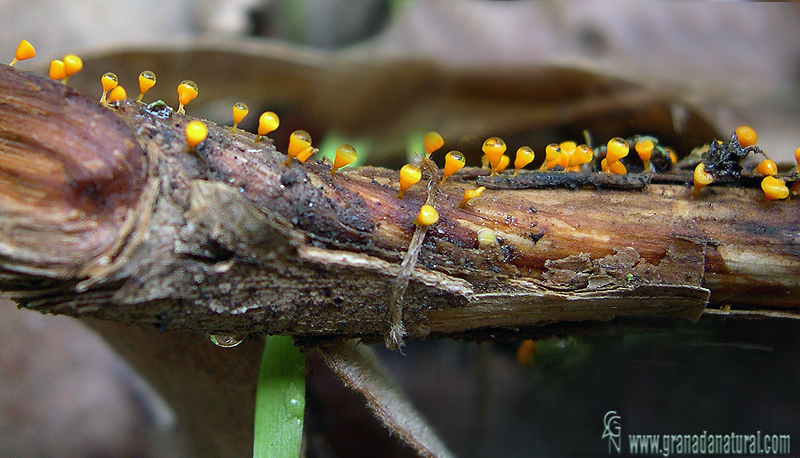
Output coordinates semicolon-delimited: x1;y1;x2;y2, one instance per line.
478;170;651;190
386;157;441;349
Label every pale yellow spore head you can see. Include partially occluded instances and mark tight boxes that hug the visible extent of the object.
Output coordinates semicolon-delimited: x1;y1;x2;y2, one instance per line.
477;228;500;250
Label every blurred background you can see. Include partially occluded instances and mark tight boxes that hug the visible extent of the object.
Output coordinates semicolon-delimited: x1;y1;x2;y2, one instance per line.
1;0;800;456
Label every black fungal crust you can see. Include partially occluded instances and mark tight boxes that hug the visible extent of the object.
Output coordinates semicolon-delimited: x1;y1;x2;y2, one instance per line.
702;131;763;180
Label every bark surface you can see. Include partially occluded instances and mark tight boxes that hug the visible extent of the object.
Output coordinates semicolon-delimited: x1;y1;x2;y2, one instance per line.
1;64;798;344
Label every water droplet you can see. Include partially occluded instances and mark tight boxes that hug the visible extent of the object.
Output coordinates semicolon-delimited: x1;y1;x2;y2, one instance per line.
208;333;243;348
219;282;231;294
285;398;303;420
283;388;305;420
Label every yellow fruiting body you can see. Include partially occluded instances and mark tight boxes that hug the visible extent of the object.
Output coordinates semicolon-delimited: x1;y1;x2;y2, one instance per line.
287;130;312;158
99;72;118;103
761;176;789;202
231;102;249;130
176;80;198;114
285;130;315;165
795;147;800;172
106;85;127;103
331;144;358;174
101;72;118;92
516;340;538;366
482;137;506;173
635;139;654;172
558;141;576;169
544;143;561;163
754;159;777;176
607;159;627;175
48;60;65;80
62;54;83;80
635;139;654;162
606;137;629;165
414;205;439;227
423;132;444;157
441;151;465;183
541;143;561;170
735;125;757;147
496;154;510;173
185;120;208;149
601;158;626;174
10;39;35;66
692;163;715;197
559;141;577;154
257;111;279;138
791;182;800;197
137;71;156;102
397;164;421;198
568;144;593;168
295;146;317;163
514;146;534;175
667;148;678;164
459;186;485;208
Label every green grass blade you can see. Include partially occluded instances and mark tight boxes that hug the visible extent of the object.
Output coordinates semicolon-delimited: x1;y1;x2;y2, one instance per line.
253;336;306;458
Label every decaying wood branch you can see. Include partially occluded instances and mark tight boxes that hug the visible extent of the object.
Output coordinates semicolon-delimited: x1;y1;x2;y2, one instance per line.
1;65;798;343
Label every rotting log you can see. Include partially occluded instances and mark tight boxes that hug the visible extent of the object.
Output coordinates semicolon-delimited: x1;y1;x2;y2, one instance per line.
1;64;798;344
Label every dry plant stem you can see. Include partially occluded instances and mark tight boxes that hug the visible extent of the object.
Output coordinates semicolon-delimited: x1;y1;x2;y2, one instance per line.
387;158;440;349
386;228;426;349
0;65;799;344
320;341;456;458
